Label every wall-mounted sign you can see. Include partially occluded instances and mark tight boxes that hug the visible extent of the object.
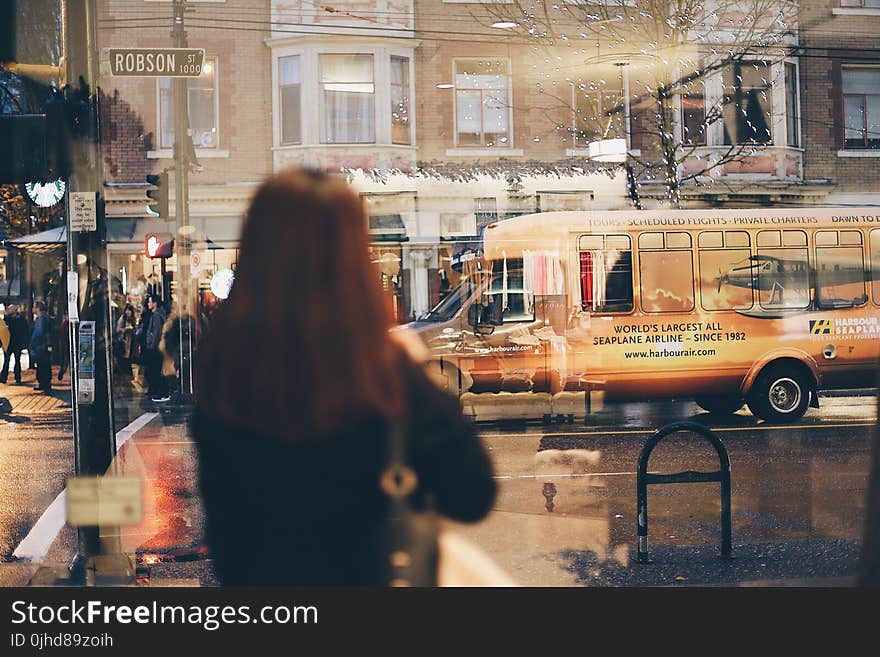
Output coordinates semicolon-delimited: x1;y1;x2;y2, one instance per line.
70;191;97;232
25;179;65;207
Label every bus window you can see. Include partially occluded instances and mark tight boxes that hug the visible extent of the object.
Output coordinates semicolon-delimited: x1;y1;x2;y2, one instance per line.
757;230;809;310
698;231;753;311
639;232;695;313
578;234;633;313
815;230;866;309
872;229;880;305
488;258;534;322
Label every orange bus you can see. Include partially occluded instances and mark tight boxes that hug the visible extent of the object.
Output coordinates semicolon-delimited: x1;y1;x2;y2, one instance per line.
408;207;880;423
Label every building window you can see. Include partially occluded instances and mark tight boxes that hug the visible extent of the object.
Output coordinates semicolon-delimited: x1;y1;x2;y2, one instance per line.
681;89;707;146
280;55;301;145
320;54;375;144
785;62;800;147
391;56;410;145
843;68;880;149
159;57;218;148
722;62;772;145
454;59;511;148
573;79;626;146
474;197;497;229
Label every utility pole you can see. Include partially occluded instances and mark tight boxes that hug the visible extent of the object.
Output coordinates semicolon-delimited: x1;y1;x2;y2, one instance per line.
172;0;194;399
61;0;133;585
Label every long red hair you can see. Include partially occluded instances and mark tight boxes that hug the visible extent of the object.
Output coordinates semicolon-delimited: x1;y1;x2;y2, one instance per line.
196;168;405;438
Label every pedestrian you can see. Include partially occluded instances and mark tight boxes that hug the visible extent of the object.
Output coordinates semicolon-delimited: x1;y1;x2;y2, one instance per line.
0;313;9;373
144;295;168;402
56;312;70;381
1;304;30;385
113;304;137;385
191;168;497;586
146;273;162;306
29;301;53;393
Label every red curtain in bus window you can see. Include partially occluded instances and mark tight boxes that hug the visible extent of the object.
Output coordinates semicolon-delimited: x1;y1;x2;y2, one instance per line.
580;250;593;310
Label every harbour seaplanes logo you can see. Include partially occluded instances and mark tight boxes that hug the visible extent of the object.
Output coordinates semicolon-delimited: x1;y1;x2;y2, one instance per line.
809;316;880;339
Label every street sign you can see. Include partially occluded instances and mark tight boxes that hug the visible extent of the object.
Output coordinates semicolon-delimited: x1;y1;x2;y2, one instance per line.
70;191;97;232
106;48;205;77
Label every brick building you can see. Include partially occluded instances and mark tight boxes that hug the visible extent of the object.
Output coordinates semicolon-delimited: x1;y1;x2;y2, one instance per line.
98;0;273;313
801;0;880;205
95;1;876;322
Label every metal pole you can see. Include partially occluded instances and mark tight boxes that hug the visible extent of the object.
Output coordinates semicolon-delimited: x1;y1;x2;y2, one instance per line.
172;0;193;399
63;0;130;585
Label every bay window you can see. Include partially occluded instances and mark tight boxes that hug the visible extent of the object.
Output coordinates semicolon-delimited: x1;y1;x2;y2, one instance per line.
320;54;375;144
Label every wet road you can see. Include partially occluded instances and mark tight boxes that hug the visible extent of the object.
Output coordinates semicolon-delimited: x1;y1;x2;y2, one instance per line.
457;393;876;585
0;391;876;586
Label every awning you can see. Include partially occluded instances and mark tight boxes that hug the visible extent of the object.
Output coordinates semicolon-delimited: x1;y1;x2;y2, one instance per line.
106;216;243;251
450;239;483;272
368;214;408;242
4;226;66;254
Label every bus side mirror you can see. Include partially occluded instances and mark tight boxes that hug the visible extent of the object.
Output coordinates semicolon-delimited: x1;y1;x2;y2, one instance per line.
489;299;504;325
467;303;496;335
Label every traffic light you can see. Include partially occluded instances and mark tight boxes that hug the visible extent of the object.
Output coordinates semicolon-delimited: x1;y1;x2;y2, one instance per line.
145;172;169;218
145;233;174;259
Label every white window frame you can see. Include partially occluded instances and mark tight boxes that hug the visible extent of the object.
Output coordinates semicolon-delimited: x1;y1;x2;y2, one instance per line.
452;57;514;150
320;53;376;145
702;60;789;148
279;54;302;146
570;71;631;148
390;55;412;146
155;56;220;152
841;65;880;151
271;44;416;149
784;58;802;149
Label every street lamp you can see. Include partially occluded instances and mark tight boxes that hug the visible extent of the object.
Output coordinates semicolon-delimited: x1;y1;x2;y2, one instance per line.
587;138;628;163
588;138;642;209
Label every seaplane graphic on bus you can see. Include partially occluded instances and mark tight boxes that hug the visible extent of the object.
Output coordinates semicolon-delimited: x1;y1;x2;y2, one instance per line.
407;207;880;423
717;252;873;314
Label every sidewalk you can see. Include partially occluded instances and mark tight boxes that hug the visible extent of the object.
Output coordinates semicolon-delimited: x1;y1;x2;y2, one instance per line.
0;366;72;416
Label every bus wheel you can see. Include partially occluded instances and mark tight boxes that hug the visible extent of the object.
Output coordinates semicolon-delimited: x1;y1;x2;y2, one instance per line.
694;395;744;415
747;365;811;423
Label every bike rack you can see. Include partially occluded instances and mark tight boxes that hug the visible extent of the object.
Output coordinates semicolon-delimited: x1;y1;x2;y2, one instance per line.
637;420;732;564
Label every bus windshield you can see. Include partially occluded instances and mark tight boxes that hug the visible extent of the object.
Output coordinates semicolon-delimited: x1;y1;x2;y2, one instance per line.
419;280;468;322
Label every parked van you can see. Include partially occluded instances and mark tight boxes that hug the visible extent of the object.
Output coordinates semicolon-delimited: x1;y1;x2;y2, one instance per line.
407;207;880;422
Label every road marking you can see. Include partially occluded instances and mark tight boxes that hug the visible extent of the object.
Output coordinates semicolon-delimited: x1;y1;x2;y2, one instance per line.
11;490;67;561
116;412;158;450
12;412;157;563
479;421;875;439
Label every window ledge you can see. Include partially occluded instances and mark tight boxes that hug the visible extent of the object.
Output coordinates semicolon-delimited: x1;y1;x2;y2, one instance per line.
832;8;880;17
273;143;418;151
445;148;523;156
837;150;880;157
566;148;641;157
148;149;230;159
